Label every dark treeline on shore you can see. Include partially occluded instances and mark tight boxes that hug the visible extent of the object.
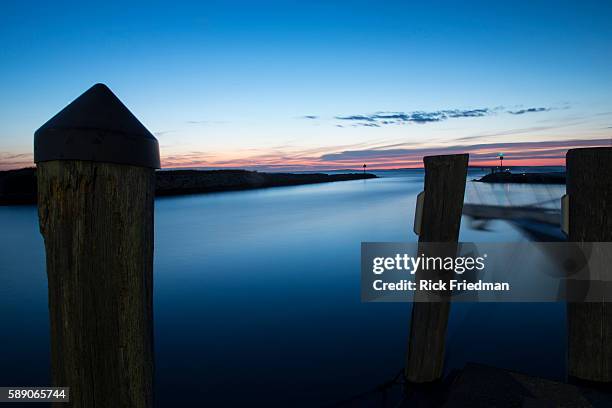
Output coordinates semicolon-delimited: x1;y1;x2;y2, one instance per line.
0;167;376;205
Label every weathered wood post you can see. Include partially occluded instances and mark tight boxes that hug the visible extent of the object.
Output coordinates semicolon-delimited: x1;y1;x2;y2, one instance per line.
34;84;160;407
566;147;612;383
405;154;469;383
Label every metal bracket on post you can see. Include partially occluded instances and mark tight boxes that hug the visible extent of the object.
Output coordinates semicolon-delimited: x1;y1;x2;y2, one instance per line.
413;191;425;236
561;194;569;236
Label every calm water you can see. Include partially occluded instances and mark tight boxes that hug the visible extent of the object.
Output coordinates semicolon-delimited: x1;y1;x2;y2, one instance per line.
0;169;567;406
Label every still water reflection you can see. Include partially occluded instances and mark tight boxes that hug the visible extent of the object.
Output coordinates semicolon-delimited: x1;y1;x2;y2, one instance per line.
0;169;566;406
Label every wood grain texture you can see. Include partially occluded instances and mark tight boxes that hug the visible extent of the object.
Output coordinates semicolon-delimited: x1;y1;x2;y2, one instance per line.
405;154;469;383
37;160;155;407
566;147;612;383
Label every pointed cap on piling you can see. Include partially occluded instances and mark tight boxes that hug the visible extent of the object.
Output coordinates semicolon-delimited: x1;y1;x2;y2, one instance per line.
34;83;161;168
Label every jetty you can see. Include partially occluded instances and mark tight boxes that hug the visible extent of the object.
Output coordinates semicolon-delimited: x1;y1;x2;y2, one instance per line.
155;169;376;196
475;170;566;184
0;167;376;205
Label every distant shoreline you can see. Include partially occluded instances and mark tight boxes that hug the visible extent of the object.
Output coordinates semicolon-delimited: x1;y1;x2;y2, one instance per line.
0;167;377;206
474;171;566;184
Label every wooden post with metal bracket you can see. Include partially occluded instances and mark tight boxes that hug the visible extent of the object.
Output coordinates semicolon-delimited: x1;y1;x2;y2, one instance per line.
405;154;469;383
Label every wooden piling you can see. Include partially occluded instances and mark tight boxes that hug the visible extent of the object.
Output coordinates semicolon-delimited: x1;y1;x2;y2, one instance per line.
405;154;469;383
34;84;160;407
566;147;612;383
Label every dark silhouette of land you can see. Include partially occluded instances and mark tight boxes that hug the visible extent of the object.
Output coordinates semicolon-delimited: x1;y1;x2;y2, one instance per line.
475;171;565;184
0;167;376;205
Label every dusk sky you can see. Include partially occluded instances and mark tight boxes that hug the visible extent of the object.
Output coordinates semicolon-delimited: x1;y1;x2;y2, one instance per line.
1;0;611;170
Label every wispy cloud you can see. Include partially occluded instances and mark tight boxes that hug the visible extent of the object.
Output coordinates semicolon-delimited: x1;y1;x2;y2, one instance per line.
334;106;557;127
186;120;228;125
154;130;174;137
335;109;493;127
455;125;563;141
335;114;378;122
185;106;558;129
507;107;551;115
319;138;611;167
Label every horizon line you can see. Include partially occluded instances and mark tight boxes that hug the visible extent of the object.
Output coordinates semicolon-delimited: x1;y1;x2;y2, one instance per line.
2;163;568;174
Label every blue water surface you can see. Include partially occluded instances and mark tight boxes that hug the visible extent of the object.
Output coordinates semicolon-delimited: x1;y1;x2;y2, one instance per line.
0;169;566;406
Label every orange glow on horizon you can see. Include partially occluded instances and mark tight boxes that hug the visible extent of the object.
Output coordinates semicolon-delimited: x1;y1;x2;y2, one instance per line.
3;139;609;171
159;155;567;170
153;137;611;170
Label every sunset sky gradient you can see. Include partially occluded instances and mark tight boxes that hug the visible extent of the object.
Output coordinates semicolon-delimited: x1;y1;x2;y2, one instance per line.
1;0;611;170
